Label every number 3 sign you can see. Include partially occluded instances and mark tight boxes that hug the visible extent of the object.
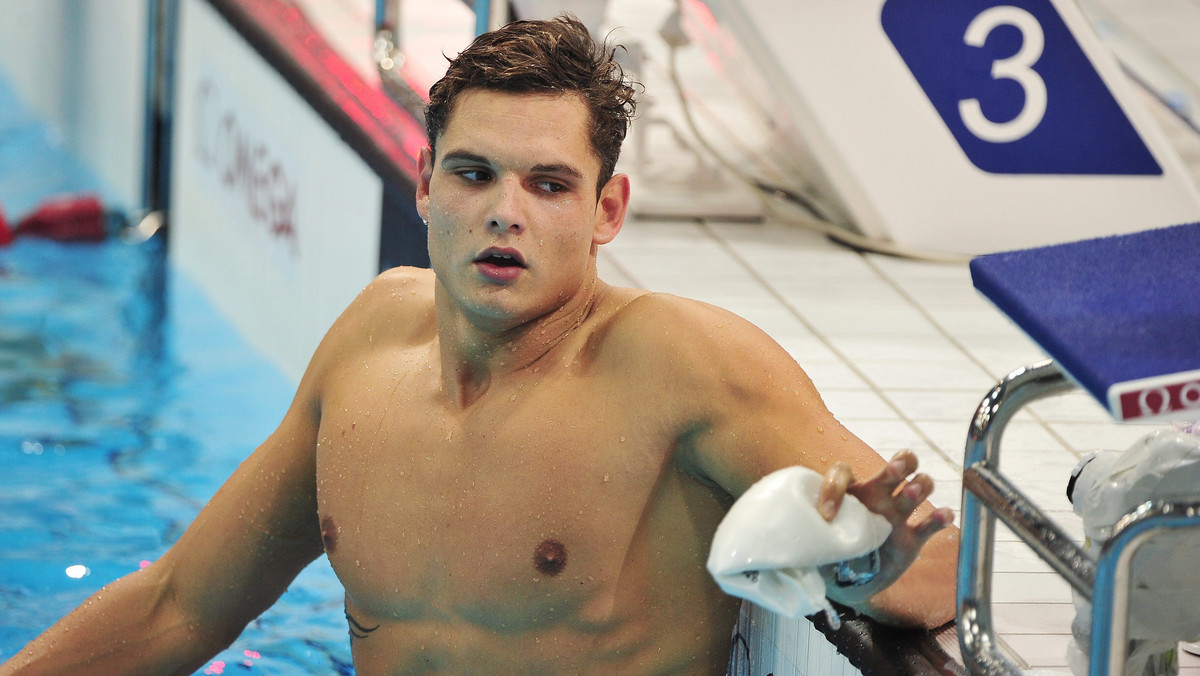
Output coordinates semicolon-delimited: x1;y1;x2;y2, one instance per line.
699;0;1200;253
881;0;1160;175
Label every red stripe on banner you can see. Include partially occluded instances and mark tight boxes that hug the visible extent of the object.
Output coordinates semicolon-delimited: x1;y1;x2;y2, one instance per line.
208;0;426;185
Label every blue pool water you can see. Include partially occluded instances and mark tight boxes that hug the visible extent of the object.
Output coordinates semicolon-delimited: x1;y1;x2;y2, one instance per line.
0;236;352;674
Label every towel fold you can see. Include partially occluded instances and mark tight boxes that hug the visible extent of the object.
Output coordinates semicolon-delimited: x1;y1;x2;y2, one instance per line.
707;466;892;624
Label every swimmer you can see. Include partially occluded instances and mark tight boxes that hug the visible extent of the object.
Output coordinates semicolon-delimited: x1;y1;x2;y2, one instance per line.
0;16;957;675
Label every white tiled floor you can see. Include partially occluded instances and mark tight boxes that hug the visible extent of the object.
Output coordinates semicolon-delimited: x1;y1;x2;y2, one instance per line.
298;0;1200;672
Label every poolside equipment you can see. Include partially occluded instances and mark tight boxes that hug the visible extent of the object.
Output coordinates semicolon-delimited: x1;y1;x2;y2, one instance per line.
624;0;1200;255
1065;428;1200;676
708;465;892;630
957;222;1200;676
0;194;108;246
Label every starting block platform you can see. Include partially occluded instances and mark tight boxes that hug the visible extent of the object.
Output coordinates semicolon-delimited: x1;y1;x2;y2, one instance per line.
957;222;1200;676
969;222;1200;422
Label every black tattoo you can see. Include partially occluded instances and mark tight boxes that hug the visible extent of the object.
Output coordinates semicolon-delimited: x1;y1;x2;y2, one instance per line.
345;607;380;640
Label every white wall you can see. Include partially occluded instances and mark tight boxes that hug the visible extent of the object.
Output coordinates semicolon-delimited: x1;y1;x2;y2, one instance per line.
170;0;384;383
0;0;148;210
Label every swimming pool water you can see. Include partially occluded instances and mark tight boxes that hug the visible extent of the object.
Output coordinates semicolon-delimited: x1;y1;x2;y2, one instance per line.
0;236;352;674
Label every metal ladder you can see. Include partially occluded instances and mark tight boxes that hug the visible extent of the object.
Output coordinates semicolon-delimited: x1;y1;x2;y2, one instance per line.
957;360;1200;676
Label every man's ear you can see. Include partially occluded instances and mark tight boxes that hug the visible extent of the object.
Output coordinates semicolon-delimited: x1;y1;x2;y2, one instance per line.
416;146;434;223
593;173;630;246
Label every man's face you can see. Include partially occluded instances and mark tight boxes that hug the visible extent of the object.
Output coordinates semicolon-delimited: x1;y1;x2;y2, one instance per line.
417;89;625;330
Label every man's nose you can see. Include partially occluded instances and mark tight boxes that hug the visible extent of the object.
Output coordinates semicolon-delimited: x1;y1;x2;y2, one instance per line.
487;177;525;233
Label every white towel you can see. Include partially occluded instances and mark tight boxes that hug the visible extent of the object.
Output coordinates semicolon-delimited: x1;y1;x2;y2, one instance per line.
707;466;892;625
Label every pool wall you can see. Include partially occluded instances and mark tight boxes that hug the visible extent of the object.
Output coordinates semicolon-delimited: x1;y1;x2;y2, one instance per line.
173;0;433;383
170;0;384;382
0;0;432;383
0;1;147;213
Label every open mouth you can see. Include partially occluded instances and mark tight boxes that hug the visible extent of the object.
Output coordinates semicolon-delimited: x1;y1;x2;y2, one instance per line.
475;248;526;268
473;248;527;282
480;252;523;267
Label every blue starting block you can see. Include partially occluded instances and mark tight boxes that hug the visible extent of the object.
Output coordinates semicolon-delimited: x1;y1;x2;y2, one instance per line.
956;222;1200;675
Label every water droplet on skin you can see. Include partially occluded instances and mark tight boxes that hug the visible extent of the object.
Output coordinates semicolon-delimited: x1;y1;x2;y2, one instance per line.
602;473;610;482
817;426;825;433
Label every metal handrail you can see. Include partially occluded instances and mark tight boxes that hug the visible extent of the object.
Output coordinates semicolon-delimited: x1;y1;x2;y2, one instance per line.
373;0;428;125
958;360;1077;675
1090;500;1200;676
372;0;511;123
957;360;1200;676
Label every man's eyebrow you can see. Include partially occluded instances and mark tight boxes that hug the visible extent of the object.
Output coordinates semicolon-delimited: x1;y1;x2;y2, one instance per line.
439;151;490;167
439;151;585;181
530;163;585;181
444;151;588;182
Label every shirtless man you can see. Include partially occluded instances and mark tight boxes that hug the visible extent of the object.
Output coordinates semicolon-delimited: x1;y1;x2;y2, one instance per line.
1;16;958;676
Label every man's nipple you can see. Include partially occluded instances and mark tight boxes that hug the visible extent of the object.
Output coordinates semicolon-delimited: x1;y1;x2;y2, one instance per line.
321;516;339;553
533;539;567;576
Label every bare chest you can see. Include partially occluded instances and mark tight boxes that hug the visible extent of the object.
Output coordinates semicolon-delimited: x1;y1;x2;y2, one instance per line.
314;356;676;629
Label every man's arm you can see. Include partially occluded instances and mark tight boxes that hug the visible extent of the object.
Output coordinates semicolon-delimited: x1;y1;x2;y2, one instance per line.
0;268;430;675
626;294;959;628
0;268;422;674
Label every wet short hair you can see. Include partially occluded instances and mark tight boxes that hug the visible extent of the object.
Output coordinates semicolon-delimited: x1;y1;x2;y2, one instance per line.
424;15;639;194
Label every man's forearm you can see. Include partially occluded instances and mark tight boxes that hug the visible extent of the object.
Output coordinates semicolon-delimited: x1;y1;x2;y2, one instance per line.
0;565;230;676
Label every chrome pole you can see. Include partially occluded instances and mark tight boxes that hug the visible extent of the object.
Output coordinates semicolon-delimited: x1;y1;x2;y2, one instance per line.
958;361;1077;675
1090;501;1200;676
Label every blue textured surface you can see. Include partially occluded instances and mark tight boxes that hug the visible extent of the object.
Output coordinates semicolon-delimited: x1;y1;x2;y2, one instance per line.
970;222;1200;409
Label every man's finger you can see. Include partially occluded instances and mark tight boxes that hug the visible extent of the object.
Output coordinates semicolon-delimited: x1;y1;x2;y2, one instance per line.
851;450;918;508
911;507;955;543
894;473;934;516
881;450;918;489
818;463;854;521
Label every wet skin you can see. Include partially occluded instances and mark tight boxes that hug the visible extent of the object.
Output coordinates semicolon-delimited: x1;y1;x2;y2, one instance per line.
0;90;956;676
315;91;750;671
308;90;957;673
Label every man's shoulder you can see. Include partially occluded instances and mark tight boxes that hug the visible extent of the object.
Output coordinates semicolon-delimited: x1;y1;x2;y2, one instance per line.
351;266;436;324
604;291;756;342
371;265;436;296
318;267;435;356
594;291;777;373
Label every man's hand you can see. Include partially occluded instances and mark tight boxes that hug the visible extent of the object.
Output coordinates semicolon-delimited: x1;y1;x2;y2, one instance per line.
816;450;955;599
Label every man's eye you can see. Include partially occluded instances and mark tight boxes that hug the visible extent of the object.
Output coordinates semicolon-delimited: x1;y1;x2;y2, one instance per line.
536;180;566;194
458;169;490;182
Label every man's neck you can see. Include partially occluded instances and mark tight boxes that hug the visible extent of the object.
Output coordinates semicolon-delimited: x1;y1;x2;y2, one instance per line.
434;275;604;409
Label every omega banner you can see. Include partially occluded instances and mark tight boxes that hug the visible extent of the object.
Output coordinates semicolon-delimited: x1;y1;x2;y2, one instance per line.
171;0;383;383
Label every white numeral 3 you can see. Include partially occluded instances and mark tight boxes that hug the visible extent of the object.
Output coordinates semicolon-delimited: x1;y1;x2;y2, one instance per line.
958;5;1048;143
